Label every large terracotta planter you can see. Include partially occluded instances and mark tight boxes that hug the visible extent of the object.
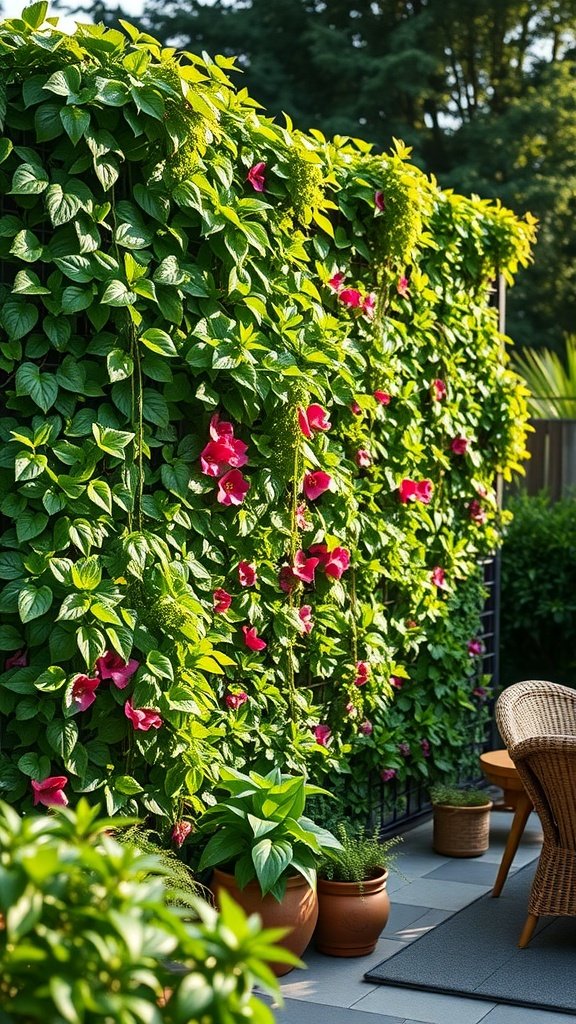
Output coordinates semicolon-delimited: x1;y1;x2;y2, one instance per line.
432;801;493;857
211;868;318;976
314;869;390;957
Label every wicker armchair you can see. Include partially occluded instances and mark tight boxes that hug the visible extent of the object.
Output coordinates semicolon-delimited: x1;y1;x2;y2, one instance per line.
496;679;576;948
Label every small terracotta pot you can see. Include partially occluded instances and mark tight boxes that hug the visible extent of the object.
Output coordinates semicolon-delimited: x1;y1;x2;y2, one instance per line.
211;868;318;976
315;869;390;957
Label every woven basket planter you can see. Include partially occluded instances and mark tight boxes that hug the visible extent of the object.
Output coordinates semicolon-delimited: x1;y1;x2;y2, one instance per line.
432;801;493;857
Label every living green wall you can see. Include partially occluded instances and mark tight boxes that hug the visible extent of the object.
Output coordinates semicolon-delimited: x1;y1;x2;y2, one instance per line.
0;4;535;830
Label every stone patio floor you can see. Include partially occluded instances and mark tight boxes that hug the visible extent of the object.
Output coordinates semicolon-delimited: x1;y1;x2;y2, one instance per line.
262;802;576;1024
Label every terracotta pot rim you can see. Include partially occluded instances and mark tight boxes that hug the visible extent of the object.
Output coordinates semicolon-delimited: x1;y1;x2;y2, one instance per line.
317;868;388;896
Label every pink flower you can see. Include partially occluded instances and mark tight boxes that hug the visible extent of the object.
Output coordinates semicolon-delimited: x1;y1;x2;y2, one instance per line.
124;699;163;731
324;546;350;580
96;651;139;690
432;379;446;402
226;690;249;709
242;625;267;651
31;775;69;808
355;449;372;468
420;739;431;758
213;588;232;613
339;287;363;308
345;701;357;718
431;566;446;588
298;605;314;633
200;437;248;476
374;390;391;405
5;649;27;670
238;561;257;587
450;436;469;456
362;293;376;319
246;161;266;192
397;275;410;298
374;190;386;212
70;674;100;712
399;478;417;503
359;719;373;736
354;660;370;687
217;469;250;506
351;400;362;415
293;550;320;584
390;676;404;689
416;479;433;504
296;503;312;531
308;543;328;566
209;412;234;441
468;638;483;657
303;471;332;501
298;403;331;438
468;499;487;524
313;723;331;746
380;768;397;782
279;565;296;593
328;271;345;292
171;820;192;848
398;742;411;757
473;687;488;701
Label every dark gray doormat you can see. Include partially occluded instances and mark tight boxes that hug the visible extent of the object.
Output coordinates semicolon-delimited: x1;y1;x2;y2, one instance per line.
365;861;576;1016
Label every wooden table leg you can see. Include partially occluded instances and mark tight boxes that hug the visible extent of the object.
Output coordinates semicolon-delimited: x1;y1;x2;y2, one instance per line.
491;792;533;898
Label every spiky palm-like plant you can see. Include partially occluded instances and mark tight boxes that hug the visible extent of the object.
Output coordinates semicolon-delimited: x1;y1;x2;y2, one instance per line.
513;336;576;418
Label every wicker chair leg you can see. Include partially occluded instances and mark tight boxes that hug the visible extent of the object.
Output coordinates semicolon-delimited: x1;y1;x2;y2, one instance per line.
518;913;538;948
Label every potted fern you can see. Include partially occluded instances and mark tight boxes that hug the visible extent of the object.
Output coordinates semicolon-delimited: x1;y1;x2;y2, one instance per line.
315;822;402;957
430;784;493;857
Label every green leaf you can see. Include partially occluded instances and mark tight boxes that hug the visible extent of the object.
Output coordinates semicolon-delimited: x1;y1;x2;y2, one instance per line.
92;423;134;458
59;106;90;146
0;624;23;650
46;718;78;760
76;624;105;667
34;102;64;143
94;78;130;106
86;479;112;514
18;583;53;623
69;520;94;555
15;363;58;412
101;280;136;307
61;285;93;313
146;650;174;681
130;85;165;120
94;154;120;191
12;269;51;295
10;229;43;263
71;556;102;591
2;302;39;341
16;509;48;543
34;666;67;692
10;162;49;195
44;65;82;98
252;838;293;895
44;314;71;350
140;328;177;357
114;775;143;795
14;451;47;481
0;137;12;163
46;184;84;227
107;348;134;382
133;183;169;223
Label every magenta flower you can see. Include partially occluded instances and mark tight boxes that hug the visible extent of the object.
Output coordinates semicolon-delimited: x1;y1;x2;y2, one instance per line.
339;287;363;308
398;742;411;757
303;471;332;501
226;690;249;709
374;390;391;405
31;775;69;808
351;400;362;415
217;469;250;506
468;638;484;657
362;293;376;319
397;275;410;298
431;566;446;588
328;271;345;292
473;686;488;701
374;190;386;212
298;403;331;438
296;503;312;531
298;605;314;634
242;625;267;651
390;675;404;689
420;739;431;758
5;649;27;670
124;699;163;731
308;542;328;566
380;768;397;782
246;161;266;192
432;379;447;401
355;449;372;468
399;478;417;503
213;588;232;613
359;719;373;736
96;651;139;690
416;480;433;503
324;546;350;580
200;437;248;476
354;660;370;687
70;674;100;713
450;436;470;456
209;412;234;441
313;723;332;746
468;499;487;524
171;820;192;848
238;561;257;587
292;550;320;584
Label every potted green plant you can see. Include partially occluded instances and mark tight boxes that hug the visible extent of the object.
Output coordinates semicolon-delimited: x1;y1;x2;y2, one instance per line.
430;784;493;857
197;766;342;974
314;822;402;956
0;798;292;1023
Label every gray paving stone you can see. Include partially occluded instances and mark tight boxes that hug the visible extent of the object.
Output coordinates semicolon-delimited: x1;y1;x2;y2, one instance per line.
390;877;490;911
260;995;406;1024
423;860;498;884
352;985;497;1023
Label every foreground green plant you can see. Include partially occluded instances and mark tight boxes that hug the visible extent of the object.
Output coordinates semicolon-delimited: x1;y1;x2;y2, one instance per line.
0;798;291;1023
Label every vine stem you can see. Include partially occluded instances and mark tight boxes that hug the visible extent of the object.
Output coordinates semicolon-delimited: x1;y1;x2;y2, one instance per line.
129;321;144;532
286;408;302;732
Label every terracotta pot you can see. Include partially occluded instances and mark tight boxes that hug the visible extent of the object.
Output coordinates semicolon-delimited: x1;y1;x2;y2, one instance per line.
211;868;318;976
432;801;493;857
314;869;390;957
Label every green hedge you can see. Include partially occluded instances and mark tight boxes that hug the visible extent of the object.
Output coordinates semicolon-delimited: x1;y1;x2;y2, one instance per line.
0;5;535;830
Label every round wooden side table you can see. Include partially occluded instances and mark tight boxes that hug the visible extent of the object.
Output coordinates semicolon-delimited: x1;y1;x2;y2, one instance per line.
479;748;533;897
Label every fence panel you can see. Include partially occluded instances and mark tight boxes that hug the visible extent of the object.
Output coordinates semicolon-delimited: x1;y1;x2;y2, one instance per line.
521;420;576;500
